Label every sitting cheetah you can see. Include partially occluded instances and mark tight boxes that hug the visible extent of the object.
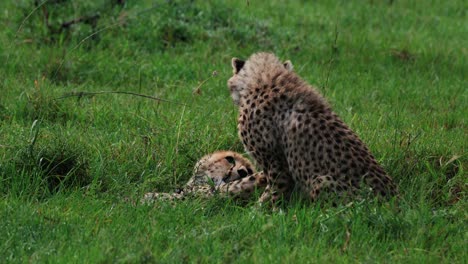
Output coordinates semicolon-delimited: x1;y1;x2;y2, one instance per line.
142;151;267;203
227;52;397;204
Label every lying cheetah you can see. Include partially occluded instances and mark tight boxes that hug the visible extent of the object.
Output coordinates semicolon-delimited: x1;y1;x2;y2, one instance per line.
228;52;397;204
142;151;267;203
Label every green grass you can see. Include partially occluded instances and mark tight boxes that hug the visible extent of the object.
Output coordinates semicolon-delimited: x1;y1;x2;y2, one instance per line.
0;0;466;262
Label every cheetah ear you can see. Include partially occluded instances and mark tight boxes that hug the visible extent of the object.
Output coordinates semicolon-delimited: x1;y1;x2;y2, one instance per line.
231;58;245;74
283;60;293;71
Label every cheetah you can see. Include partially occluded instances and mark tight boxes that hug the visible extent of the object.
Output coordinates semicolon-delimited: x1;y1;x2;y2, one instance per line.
227;52;397;204
142;151;267;203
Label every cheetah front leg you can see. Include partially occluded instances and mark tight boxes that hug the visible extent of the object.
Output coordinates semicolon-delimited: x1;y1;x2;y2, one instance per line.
258;162;294;205
216;172;267;200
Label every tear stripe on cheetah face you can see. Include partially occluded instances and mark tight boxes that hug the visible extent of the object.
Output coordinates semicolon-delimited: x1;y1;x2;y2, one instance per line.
228;52;397;205
141;151;267;203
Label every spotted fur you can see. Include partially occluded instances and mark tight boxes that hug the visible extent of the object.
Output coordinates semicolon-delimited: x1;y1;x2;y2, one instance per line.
142;151;267;203
228;52;397;204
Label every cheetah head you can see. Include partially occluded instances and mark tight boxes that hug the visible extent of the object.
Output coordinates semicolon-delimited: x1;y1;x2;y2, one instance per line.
194;151;256;186
228;53;293;106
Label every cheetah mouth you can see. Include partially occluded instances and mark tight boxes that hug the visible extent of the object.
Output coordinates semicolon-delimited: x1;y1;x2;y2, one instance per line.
214;179;224;186
222;169;236;183
222;175;230;183
209;177;224;187
222;163;236;183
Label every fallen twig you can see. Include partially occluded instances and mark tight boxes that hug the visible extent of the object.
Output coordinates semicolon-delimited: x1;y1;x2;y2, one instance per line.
54;91;186;106
193;70;218;95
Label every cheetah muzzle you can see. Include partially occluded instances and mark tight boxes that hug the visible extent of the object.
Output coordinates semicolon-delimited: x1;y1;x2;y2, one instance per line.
142;151;267;203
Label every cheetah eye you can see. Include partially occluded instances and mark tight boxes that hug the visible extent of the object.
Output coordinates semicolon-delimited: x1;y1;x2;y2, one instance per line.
247;168;253;175
225;156;235;165
238;169;248;178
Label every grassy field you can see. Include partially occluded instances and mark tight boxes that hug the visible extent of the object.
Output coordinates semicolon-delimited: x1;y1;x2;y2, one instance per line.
0;0;466;262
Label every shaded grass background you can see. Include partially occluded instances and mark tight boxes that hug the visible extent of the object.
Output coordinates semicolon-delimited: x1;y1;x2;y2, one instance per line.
0;0;466;262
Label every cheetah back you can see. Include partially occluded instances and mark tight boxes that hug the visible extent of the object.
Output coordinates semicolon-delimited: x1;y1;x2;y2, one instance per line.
228;52;397;203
